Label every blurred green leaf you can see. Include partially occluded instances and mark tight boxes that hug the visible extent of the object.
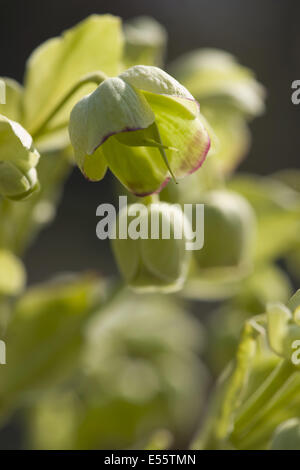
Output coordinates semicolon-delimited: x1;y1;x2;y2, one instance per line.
229;175;300;263
205;264;292;376
23;15;123;136
28;290;206;449
200;292;300;450
123;17;167;69
0;274;104;421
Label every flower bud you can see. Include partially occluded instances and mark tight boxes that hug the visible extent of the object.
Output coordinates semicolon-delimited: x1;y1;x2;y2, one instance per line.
0;115;39;200
111;202;192;292
194;190;256;270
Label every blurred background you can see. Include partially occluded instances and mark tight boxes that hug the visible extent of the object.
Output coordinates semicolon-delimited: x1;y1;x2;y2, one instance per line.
1;0;299;284
0;0;300;451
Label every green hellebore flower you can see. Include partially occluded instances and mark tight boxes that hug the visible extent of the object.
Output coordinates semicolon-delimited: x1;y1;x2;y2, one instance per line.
0;114;39;200
194;190;256;270
111;202;192;292
69;65;210;196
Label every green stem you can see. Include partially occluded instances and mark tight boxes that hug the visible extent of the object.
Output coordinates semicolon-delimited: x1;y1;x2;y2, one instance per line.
142;194;160;206
32;71;107;139
231;359;295;441
234;374;300;449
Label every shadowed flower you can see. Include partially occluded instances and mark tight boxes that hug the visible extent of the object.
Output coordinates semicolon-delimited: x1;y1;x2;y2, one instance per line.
0;114;39;200
69;65;210;196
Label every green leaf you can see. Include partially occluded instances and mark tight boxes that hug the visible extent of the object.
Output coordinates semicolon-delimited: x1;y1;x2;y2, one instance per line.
0;275;104;420
23;15;124;135
28;291;206;450
123;16;167;69
216;319;260;440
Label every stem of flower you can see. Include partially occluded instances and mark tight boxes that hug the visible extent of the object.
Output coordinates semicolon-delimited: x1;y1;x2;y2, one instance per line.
142;194;160;206
32;71;107;139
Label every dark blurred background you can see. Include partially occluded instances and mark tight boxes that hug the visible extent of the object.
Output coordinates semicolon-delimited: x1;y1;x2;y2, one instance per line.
1;0;299;283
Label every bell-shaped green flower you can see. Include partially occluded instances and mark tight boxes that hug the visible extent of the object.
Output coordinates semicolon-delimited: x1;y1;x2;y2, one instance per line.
194;190;256;271
111;202;192;292
0;114;39;200
69;65;210;196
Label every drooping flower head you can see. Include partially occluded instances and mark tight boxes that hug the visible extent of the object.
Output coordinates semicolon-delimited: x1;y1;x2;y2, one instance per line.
0;114;39;200
69;65;210;196
111;201;192;292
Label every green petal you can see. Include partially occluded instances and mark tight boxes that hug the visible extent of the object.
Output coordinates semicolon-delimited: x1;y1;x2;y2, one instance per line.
102;134;168;195
69;78;156;182
143;91;210;179
71;78;154;155
0;78;23;122
23;15;123;134
82;147;108;182
120;65;195;101
0;115;39;170
0;115;40;199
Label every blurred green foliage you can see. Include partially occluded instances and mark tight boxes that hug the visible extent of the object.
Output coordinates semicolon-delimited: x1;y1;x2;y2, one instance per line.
0;14;299;450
